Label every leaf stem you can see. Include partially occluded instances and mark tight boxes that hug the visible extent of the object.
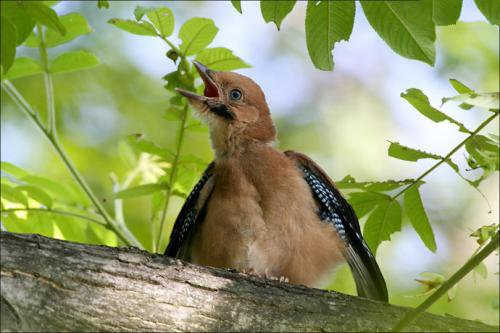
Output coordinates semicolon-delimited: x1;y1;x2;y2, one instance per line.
22;26;143;248
156;103;189;251
0;208;108;226
1;80;143;249
159;35;194;80
391;112;499;200
37;24;56;136
391;230;499;332
153;35;197;252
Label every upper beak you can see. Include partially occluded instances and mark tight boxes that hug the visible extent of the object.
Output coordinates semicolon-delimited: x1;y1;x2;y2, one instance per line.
175;61;219;100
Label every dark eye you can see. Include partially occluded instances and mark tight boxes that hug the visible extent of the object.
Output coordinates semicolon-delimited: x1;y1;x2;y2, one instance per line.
229;89;242;101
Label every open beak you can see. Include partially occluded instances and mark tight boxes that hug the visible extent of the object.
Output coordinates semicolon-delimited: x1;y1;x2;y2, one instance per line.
175;61;234;119
175;61;219;101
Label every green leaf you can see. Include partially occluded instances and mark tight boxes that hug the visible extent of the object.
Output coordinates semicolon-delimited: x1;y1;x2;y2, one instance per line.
2;57;43;80
336;175;416;192
231;0;242;14
97;0;109;9
361;1;436;65
118;141;137;169
179;18;218;56
23;32;40;47
43;1;60;7
401;88;469;132
348;191;391;219
404;186;437;252
45;13;92;47
432;0;462;26
179;154;207;167
163;106;183;121
16;185;53;208
195;47;250;71
447;284;458;302
470;223;498;245
466;135;499;172
260;0;296;30
20;175;78;204
146;7;174;37
1;16;17;74
151;190;166;219
133;6;174;37
388;142;443;162
449;78;474;94
50;51;100;74
363;200;402;255
114;183;165;199
488;133;499;143
1;161;29;178
445;158;460;173
1;184;28;207
162;69;194;91
0;1;36;45
473;261;488;280
305;0;355;71
448;81;476;113
133;6;150;21
416;271;445;291
23;1;66;36
108;18;157;36
474;0;500;25
127;134;166;157
442;92;499;110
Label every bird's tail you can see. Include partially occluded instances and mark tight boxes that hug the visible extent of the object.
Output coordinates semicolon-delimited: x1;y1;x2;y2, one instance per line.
345;238;388;302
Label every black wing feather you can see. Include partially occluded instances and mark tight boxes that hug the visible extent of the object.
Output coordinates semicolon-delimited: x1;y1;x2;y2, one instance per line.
286;151;388;302
164;162;214;258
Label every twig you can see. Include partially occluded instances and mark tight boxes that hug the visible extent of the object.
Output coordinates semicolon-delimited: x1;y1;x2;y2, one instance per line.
391;112;499;200
157;103;190;251
391;231;500;332
155;35;194;252
2;53;143;249
0;208;107;226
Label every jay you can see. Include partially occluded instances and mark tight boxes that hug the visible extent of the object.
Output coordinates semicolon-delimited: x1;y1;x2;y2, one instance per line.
166;61;388;302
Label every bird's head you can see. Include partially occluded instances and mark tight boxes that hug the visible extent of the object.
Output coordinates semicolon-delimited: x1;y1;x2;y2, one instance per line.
176;61;276;157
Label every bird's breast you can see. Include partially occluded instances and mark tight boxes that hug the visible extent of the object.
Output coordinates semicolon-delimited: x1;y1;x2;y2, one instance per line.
189;145;345;286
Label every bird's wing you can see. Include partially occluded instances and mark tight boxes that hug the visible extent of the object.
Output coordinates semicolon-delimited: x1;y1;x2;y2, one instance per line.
285;150;388;302
164;162;215;259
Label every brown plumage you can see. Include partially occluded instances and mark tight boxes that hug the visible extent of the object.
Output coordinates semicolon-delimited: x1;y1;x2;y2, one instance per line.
167;62;388;301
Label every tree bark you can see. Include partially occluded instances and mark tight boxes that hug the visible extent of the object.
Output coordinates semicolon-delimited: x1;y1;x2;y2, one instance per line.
0;232;497;332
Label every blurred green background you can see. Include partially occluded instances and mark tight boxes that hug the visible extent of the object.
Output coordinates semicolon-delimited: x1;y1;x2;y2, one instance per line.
1;1;498;326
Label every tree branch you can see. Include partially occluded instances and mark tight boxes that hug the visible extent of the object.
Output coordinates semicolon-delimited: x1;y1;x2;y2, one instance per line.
0;232;497;332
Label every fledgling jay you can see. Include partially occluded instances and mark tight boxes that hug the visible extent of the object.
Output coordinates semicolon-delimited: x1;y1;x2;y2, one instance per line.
166;61;388;302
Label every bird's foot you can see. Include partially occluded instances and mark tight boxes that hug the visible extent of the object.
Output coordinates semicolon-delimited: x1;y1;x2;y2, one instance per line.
267;275;289;283
242;268;289;283
242;268;258;276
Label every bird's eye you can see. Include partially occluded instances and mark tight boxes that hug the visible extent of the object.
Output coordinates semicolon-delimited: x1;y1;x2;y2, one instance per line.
229;89;242;101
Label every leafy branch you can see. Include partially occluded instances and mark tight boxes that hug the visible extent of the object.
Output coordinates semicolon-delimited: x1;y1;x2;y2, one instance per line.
391;111;499;201
1;79;141;248
392;229;499;331
230;0;499;71
343;80;499;255
0;2;142;248
339;80;499;330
